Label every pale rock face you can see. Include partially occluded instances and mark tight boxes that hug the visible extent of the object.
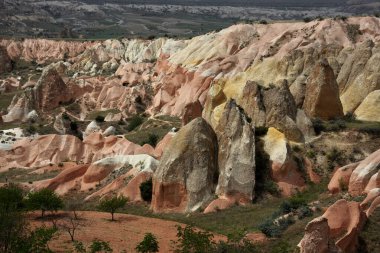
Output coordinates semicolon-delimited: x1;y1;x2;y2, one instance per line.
103;126;116;137
84;121;101;138
354;90;380;122
303;59;343;120
295;109;315;141
3;89;34;122
339;40;380;113
262;127;305;196
26;110;39;122
151;118;218;213
54;113;71;134
215;100;255;201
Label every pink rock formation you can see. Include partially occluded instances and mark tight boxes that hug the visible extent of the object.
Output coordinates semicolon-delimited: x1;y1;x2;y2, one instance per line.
299;199;367;253
181;100;203;126
349;149;380;196
35;164;89;195
0;45;12;73
0;39;94;64
328;162;358;194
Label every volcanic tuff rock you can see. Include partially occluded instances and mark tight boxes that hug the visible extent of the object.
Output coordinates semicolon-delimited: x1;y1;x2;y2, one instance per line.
34;66;72;111
215;100;255;201
298;217;331;253
262;127;306;196
354;90;380;121
0;46;12;74
151;117;218;213
299;199;367;253
181;100;203;126
303;59;344;120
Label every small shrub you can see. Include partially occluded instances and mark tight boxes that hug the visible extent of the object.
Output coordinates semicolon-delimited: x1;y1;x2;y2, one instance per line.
297;206;313;219
258;219;281;238
255;126;268;136
259;20;268;25
95;115;105;123
70;121;78;131
136;233;159;253
143;134;159;147
312;118;325;134
139;178;153;202
58;162;64;167
306;150;316;159
303;17;312;23
127;115;144;131
89;239;113;253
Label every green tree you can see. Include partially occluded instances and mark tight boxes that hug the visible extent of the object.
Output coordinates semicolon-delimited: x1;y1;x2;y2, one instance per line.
98;196;127;221
172;225;215;253
136;233;159;253
0;184;26;252
0;185;57;253
26;188;64;217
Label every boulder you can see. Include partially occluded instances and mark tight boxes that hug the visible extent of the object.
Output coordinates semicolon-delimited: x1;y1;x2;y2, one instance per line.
54;112;71;134
299;199;367;253
349;149;380;196
84;121;101;138
151;117;218;213
181;100;203;126
328;162;358;194
298;217;331;253
303;59;343;120
215;100;255;201
103;126;116;137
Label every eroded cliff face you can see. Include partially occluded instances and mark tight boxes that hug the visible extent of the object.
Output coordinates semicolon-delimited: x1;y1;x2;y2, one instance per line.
3;17;380;133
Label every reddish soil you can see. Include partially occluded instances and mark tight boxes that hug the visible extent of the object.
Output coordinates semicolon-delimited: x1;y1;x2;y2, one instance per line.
30;211;224;253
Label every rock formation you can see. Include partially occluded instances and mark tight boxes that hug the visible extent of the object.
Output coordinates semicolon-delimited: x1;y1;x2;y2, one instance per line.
299;199;367;253
34;66;72;112
303;59;343;120
151;118;218;213
215;100;255;201
354;90;380;121
262;127;305;196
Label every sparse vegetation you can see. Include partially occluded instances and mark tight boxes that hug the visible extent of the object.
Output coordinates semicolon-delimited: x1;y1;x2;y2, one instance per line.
26;188;64;217
98;196;128;221
136;233;159;253
127;115;145;131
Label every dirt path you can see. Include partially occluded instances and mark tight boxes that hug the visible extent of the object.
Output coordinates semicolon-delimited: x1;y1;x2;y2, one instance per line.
30;211;225;253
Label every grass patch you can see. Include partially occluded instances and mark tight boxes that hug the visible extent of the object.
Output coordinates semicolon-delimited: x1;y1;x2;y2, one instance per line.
0;167;61;184
125;116;180;146
86;109;120;121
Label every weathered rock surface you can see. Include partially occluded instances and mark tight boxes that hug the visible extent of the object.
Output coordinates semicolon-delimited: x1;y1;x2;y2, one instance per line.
349;149;380;196
262;127;305;196
181;100;203;126
215;100;255;201
354;90;380;122
303;59;343;120
299;199;367;253
34;66;72;112
151;118;218;213
298;217;331;253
